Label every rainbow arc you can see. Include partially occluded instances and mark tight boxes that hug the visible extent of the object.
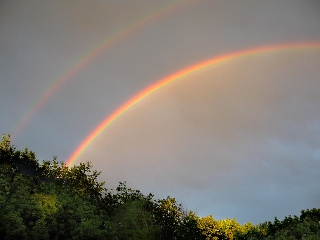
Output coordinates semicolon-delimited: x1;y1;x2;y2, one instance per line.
65;41;320;166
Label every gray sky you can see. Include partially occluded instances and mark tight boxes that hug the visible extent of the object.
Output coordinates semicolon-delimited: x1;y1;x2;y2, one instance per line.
1;0;320;224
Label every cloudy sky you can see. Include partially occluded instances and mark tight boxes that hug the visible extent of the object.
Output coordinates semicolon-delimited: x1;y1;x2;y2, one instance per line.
1;0;320;224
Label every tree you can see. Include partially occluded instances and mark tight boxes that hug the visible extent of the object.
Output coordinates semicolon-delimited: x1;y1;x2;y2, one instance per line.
112;200;158;240
0;135;115;240
1;134;319;240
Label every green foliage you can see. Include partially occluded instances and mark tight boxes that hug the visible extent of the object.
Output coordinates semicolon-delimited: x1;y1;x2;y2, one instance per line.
106;182;159;239
179;211;203;239
0;134;39;174
0;134;319;239
154;197;184;238
112;200;158;240
0;135;113;239
153;197;205;239
239;209;320;239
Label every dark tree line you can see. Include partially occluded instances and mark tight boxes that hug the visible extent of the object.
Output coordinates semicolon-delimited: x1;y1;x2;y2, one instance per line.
0;134;319;239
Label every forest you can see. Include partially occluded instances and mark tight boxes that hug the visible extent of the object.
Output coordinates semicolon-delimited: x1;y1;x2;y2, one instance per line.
0;134;319;239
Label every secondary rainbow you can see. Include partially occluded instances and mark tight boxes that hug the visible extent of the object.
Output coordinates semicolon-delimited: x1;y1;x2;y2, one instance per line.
10;0;195;142
65;41;320;166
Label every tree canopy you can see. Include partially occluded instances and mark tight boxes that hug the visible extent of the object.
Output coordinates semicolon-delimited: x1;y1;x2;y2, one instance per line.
0;134;319;239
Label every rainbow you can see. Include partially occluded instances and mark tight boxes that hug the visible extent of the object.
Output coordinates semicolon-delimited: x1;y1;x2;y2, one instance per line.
10;0;195;142
65;41;320;166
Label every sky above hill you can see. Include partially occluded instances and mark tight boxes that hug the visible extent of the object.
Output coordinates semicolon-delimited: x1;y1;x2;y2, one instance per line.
1;0;320;224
